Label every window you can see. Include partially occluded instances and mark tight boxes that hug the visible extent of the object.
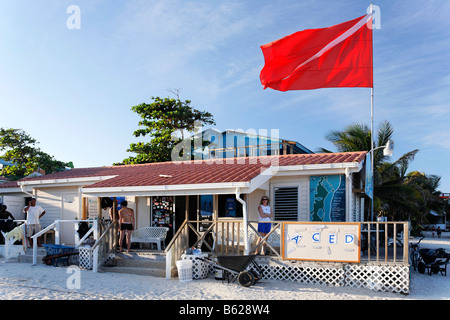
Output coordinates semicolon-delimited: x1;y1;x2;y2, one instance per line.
273;187;298;221
218;194;243;218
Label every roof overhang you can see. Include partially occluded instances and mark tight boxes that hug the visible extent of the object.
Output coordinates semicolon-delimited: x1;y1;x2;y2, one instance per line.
79;162;362;198
17;176;118;189
272;161;363;177
0;188;28;196
81;182;252;197
0;155;364;198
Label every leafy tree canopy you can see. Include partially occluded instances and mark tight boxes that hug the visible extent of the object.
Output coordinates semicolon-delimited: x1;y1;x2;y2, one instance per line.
117;95;215;165
320;121;444;229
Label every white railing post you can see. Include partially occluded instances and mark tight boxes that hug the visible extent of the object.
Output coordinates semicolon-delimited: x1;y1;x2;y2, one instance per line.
93;246;99;273
166;248;172;279
55;220;60;245
93;219;98;240
32;237;38;265
74;221;80;245
4;232;9;258
92;219;99;272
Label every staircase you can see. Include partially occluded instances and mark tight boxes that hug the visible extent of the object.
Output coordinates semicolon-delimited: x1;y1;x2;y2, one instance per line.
101;250;166;277
0;246;48;263
20;247;48;263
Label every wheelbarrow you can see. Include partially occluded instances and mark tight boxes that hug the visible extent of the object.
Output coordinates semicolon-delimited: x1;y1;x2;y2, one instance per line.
198;255;263;287
42;244;78;267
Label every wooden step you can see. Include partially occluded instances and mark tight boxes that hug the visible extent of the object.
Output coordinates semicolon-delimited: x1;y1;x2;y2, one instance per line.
17;247;48;263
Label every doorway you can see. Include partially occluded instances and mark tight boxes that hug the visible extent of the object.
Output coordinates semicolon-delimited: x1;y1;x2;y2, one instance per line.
61;193;79;245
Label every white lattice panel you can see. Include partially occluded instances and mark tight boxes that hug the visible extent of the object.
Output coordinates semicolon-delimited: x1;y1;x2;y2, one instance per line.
181;254;211;279
79;246;93;270
344;264;409;294
249;260;409;294
250;264;345;287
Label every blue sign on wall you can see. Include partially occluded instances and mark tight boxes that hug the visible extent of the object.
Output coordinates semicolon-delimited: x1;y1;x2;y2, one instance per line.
310;175;346;222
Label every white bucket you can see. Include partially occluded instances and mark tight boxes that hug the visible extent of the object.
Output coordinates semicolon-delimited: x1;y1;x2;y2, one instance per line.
215;268;224;280
176;259;193;282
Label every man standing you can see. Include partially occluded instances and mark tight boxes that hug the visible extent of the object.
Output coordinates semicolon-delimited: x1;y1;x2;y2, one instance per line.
24;198;46;247
118;200;135;253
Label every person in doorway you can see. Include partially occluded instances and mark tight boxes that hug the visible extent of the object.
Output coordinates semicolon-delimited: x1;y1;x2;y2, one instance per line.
118;200;135;253
255;196;273;255
0;205;15;220
23;198;46;247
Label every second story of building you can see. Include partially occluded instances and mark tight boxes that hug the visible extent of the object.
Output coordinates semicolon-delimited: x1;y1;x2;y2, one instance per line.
195;129;313;160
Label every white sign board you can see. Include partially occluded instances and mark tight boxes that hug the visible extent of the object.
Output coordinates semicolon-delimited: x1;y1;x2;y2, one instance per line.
282;222;360;263
88;198;99;219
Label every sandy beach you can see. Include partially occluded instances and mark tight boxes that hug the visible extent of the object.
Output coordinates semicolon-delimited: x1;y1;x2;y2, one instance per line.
1;236;449;303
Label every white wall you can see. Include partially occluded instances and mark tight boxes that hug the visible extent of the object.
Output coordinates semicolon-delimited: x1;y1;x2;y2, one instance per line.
33;186;81;245
247;189;266;221
135;196;150;229
34;187;80;227
2;195;27;220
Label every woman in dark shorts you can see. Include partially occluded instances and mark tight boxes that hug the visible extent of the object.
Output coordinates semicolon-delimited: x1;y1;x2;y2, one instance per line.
255;196;274;255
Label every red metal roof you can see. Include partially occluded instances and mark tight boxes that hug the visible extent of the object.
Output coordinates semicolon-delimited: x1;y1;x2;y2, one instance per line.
0;152;366;189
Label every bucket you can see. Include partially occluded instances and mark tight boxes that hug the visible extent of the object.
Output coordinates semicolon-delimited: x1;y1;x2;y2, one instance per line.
176;259;193;282
215;268;224;280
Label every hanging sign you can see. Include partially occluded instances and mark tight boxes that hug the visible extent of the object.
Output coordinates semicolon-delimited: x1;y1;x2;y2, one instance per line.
282;222;360;263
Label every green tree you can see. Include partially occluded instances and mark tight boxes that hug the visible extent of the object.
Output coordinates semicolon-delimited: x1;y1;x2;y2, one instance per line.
118;95;215;165
0;128;73;180
404;171;445;231
319;121;435;227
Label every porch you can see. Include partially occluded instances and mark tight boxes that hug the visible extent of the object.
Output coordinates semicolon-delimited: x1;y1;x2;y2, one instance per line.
164;220;410;294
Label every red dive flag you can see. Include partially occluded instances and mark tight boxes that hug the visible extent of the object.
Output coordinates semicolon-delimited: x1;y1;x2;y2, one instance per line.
260;14;373;91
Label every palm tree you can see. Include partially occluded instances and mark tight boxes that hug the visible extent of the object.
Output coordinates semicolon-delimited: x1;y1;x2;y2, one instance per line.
319;121;430;226
404;172;446;232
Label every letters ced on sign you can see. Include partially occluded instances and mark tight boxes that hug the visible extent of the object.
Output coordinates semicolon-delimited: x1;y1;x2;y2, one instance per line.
282;222;360;263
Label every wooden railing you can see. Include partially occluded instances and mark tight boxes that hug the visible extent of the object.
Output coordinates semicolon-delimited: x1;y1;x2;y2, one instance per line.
31;219;98;265
360;221;409;264
165;220;190;278
91;220;117;272
164;219;282;278
165;219;410;278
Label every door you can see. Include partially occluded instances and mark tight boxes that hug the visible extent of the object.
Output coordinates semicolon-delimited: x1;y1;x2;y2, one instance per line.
61;193;79;245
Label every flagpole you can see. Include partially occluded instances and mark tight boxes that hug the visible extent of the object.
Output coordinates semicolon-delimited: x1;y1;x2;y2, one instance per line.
370;87;374;221
370;3;375;222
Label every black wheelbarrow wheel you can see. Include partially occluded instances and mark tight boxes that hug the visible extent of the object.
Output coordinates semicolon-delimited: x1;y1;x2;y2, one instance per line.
249;270;261;283
237;271;255;287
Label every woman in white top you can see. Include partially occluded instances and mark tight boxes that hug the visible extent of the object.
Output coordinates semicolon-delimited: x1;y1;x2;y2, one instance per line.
255;196;274;255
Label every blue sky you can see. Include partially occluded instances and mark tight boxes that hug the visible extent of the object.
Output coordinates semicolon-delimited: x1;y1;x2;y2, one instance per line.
1;1;449;192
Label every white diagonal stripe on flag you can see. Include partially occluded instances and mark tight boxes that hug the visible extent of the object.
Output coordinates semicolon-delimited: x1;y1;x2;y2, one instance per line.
281;13;373;81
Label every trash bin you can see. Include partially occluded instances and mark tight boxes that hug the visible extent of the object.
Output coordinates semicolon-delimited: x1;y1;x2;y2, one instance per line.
176;259;193;282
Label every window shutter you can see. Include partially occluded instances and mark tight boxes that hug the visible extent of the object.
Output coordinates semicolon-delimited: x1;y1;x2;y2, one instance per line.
273;187;298;221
